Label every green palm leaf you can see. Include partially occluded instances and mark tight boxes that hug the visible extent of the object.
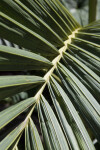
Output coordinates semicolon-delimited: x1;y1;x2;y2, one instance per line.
0;123;24;150
0;97;36;129
0;0;100;149
0;75;44;100
25;118;44;150
50;76;95;150
0;45;52;71
38;95;69;150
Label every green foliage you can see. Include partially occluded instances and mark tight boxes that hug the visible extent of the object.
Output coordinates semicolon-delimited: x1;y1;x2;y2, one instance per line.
0;0;100;150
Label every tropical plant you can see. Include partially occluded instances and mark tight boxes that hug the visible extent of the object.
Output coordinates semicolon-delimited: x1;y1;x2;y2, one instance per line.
0;0;100;150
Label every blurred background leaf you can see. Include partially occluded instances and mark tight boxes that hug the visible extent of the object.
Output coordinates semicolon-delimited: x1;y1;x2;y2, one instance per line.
59;0;100;26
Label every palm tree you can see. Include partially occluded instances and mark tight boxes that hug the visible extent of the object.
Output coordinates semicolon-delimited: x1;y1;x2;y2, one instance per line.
0;0;100;149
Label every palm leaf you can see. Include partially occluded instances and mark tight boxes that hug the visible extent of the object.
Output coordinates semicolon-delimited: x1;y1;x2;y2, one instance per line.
0;75;44;100
38;95;69;150
0;0;100;149
25;118;44;150
48;82;80;150
50;76;95;150
0;123;24;150
0;45;52;71
0;97;36;129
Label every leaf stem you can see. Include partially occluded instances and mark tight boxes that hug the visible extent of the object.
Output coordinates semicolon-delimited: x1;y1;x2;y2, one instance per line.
35;28;79;103
89;0;97;23
23;28;79;126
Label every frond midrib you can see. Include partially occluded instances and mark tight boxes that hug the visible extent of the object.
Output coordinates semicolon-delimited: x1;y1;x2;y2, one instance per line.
35;28;79;103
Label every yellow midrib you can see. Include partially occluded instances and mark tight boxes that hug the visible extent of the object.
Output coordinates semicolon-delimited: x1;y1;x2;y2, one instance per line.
35;29;79;103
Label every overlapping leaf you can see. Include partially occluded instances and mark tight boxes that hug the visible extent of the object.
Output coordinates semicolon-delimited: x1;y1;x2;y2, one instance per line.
0;45;52;71
25;118;44;150
38;95;69;150
58;63;100;141
48;82;80;150
0;75;44;100
0;123;24;150
0;97;36;129
0;0;64;47
50;76;95;150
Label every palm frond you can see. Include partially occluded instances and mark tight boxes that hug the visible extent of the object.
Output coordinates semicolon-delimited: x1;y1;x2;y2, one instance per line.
0;0;100;149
